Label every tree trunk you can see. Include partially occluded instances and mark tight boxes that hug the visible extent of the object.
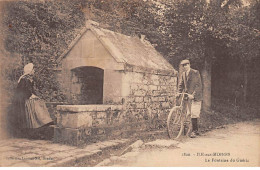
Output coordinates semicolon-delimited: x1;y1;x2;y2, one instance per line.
243;59;248;106
201;55;212;113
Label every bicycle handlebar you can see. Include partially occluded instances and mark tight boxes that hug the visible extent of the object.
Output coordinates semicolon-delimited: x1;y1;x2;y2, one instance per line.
177;92;189;95
176;92;191;107
176;92;190;98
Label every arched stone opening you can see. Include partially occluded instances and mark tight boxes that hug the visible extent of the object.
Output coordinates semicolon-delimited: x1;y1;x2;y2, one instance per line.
71;66;104;104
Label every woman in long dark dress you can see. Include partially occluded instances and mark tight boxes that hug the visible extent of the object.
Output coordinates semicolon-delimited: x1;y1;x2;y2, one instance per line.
13;63;53;138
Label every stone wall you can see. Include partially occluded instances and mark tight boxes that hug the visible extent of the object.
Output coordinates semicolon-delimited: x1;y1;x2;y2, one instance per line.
122;64;177;130
54;65;177;146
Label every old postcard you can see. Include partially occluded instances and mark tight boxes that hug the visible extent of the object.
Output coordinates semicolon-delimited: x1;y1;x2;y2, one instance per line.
0;0;259;167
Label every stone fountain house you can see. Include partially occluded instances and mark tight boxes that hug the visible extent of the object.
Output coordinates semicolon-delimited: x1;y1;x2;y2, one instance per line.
53;21;178;145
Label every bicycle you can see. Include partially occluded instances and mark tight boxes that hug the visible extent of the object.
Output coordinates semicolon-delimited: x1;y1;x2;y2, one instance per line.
167;92;192;139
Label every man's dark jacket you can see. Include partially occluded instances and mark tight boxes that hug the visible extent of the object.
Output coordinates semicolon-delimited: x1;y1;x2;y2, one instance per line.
178;68;203;101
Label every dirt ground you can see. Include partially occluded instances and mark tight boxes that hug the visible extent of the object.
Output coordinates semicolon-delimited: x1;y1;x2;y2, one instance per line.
99;119;260;167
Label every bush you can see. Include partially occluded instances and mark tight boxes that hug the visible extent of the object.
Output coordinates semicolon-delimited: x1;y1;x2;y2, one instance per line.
3;0;86;102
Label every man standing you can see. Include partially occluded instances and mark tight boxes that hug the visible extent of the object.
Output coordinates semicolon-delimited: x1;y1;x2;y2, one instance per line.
178;59;203;138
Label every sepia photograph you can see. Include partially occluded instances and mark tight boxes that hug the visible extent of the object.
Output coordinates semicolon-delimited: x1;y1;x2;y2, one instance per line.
0;0;259;167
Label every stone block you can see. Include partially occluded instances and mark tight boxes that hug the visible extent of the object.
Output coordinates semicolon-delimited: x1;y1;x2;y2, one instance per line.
126;103;137;109
167;86;175;93
159;86;167;91
143;72;150;79
135;97;144;103
136;103;145;109
130;84;139;90
53;127;81;146
97;112;107;119
111;105;123;111
57;112;92;128
144;102;152;109
139;84;148;91
144;97;150;103
158;96;166;102
57;105;97;112
152;80;160;86
142;78;149;85
121;82;130;97
169;77;177;84
161;102;170;108
123;72;134;83
151;97;159;102
160;92;168;96
57;105;123;112
159;79;166;85
104;82;121;97
160;89;168;94
153;90;161;96
127;72;143;83
92;119;106;127
104;97;124;105
104;69;122;83
164;75;171;81
146;90;153;96
151;74;160;85
126;96;135;103
133;90;146;96
152;102;160;109
96;105;112;111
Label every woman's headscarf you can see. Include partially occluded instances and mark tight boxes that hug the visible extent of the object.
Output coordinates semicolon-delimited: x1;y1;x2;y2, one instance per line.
18;63;34;83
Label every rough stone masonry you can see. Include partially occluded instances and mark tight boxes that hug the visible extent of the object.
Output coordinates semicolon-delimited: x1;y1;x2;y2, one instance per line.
53;21;177;146
54;64;177;146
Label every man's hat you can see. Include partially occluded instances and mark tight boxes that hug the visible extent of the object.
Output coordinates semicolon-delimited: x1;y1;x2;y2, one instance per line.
180;59;190;65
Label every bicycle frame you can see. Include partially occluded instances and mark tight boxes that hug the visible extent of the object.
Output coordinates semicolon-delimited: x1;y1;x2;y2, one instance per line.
167;91;192;139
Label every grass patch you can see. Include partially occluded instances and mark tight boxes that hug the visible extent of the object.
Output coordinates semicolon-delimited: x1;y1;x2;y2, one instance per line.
200;99;260;131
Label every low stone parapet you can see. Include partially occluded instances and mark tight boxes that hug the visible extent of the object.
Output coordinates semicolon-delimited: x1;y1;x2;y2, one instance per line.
54;105;124;146
57;105;123;112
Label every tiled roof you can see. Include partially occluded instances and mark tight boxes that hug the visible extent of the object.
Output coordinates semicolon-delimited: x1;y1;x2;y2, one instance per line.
56;20;175;72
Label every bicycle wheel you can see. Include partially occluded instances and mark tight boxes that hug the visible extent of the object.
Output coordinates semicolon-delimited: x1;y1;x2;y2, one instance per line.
167;107;183;139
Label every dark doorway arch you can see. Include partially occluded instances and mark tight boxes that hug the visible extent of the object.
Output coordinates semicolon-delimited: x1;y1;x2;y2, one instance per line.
71;66;104;104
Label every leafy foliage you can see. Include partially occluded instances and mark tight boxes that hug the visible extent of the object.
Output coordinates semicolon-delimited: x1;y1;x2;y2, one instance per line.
2;0;259;104
83;0;259;68
3;0;86;102
84;0;259;106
